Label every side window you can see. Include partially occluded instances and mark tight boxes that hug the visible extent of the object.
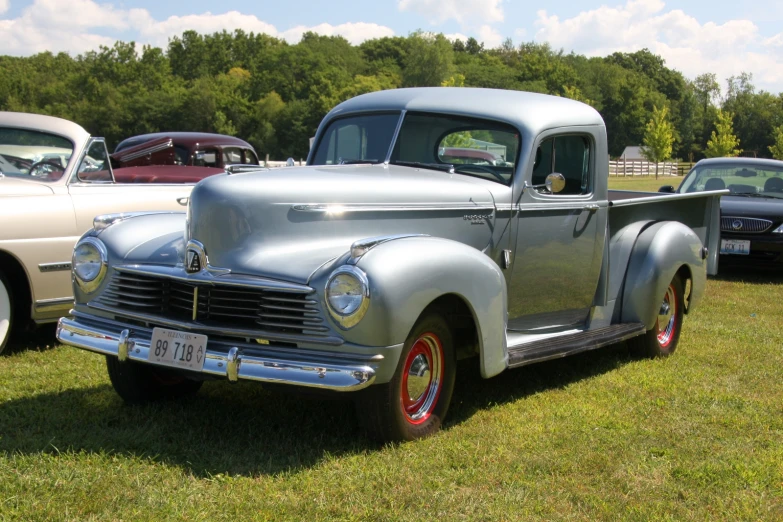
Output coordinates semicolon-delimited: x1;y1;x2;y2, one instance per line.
243;149;259;165
77;140;113;182
194;149;219;167
222;147;243;165
532;135;591;195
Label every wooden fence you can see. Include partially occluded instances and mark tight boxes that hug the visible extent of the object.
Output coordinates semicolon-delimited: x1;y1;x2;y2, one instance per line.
609;159;697;177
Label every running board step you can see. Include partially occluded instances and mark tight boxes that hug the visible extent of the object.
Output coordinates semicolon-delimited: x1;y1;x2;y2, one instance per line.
507;323;646;368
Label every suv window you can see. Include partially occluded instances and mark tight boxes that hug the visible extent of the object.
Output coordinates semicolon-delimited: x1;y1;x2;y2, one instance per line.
532;135;591;195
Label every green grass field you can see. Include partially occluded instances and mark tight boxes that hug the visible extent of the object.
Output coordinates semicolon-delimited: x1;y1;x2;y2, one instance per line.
609;175;683;192
1;176;781;521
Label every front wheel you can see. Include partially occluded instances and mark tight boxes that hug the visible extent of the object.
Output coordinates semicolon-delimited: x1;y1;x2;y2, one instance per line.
106;356;203;403
355;313;456;442
628;276;684;358
0;272;12;354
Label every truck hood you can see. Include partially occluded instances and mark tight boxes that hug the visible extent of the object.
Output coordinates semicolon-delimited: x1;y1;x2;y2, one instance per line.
187;164;497;284
0;175;55;196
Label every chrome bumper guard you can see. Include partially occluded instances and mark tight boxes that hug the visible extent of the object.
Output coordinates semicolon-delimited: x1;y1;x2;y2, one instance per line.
57;316;376;392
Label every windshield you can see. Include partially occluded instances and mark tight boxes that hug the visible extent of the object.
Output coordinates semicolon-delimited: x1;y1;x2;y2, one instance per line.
310;112;519;185
679;163;783;199
0;127;73;182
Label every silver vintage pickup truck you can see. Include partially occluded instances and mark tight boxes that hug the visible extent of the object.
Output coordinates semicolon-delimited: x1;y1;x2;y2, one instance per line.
57;88;721;442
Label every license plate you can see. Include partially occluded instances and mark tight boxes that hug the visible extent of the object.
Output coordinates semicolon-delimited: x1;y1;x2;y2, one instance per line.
720;239;750;255
148;327;207;371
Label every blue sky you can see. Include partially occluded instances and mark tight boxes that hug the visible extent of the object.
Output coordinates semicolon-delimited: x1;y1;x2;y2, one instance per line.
2;0;782;93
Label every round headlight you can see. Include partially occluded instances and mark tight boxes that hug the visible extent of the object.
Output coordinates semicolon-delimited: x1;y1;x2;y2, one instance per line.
72;237;107;293
325;266;370;328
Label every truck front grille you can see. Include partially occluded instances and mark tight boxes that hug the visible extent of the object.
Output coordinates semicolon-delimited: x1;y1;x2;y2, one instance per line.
96;272;328;336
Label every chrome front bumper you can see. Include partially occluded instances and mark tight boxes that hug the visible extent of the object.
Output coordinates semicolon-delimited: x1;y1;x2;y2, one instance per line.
57;315;376;391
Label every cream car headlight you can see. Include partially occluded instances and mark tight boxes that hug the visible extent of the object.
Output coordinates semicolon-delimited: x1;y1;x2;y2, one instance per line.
325;265;370;329
72;237;108;293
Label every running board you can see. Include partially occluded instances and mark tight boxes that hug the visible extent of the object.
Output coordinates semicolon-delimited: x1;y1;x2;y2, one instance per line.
507;323;646;368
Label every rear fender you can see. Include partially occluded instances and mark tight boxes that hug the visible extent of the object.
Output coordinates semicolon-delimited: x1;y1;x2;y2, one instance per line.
620;221;706;329
314;236;508;378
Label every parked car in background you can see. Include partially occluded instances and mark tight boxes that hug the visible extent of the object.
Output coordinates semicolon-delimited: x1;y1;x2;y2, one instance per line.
112;132;260;169
0;112;226;353
660;158;783;268
58;88;720;442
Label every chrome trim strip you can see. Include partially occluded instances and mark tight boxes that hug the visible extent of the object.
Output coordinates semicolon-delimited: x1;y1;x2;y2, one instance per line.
33;297;73;313
384;109;407;163
85;301;344;346
38;262;72;273
609;190;728;207
516;202;609;212
348;234;429;264
291;203;496;213
94;211;185;232
57;317;375;392
113;265;313;293
93;211;184;233
115;139;173;162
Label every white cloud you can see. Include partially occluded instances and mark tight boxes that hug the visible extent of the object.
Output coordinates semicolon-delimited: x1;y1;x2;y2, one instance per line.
0;1;394;56
477;25;503;48
0;0;9;16
533;0;783;92
279;22;395;45
444;32;470;43
397;0;503;26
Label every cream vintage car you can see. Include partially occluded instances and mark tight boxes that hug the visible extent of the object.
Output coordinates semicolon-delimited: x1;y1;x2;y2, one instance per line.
0;111;212;352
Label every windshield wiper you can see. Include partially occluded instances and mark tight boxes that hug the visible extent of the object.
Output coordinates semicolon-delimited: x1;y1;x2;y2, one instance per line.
393;160;454;173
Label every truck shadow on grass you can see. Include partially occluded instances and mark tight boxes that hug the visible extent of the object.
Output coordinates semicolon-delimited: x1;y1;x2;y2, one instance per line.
0;343;634;477
712;266;783;284
2;324;58;356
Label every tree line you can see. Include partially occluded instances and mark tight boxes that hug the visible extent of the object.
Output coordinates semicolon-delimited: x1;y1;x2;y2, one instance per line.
1;30;782;161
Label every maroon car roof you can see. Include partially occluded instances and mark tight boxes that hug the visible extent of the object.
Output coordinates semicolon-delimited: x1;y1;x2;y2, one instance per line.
114;132;254;152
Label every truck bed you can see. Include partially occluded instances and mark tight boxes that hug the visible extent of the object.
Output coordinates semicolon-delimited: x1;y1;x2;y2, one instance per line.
607;189;724;276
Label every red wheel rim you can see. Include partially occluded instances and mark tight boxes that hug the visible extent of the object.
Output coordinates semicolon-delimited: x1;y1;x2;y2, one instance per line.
656;284;678;348
400;332;444;425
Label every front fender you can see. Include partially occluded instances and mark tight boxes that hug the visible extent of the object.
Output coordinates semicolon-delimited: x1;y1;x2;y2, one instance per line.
314;236;508;378
621;221;706;329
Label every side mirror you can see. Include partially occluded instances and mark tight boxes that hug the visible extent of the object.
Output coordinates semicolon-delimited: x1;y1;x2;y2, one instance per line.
545;173;566;193
286;157;296;167
658;185;676;193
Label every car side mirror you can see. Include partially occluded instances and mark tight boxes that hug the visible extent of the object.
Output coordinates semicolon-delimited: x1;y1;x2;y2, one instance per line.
546;173;566;193
286;157;296;167
658;185;676;193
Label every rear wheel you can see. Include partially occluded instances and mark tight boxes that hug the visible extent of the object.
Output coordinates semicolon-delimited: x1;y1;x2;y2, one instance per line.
355;313;456;442
629;276;684;358
0;272;11;354
106;356;203;403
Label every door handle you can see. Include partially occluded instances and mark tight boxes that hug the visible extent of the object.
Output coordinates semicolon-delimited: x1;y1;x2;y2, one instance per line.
177;197;189;206
585;204;599;213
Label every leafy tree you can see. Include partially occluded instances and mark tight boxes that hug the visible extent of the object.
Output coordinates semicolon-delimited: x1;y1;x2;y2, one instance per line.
441;74;465;87
402;32;453;87
640;105;674;178
769;126;783;159
705;110;742;158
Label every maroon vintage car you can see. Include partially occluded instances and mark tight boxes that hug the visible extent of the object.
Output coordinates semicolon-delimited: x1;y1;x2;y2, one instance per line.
112;132;260;169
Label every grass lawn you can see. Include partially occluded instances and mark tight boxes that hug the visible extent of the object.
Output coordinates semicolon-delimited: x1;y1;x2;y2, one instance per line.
2;177;781;520
609;175;684;192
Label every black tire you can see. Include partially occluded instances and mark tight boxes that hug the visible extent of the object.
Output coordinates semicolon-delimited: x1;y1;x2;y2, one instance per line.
106;356;203;403
355;312;456;443
0;271;11;355
628;275;684;358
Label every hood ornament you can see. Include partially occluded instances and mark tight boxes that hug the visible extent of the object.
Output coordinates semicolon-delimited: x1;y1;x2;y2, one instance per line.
184;239;231;276
185;239;205;274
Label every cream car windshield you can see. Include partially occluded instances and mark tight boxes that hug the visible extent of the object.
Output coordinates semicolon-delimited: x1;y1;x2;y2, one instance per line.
0;127;73;182
680;163;783;199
